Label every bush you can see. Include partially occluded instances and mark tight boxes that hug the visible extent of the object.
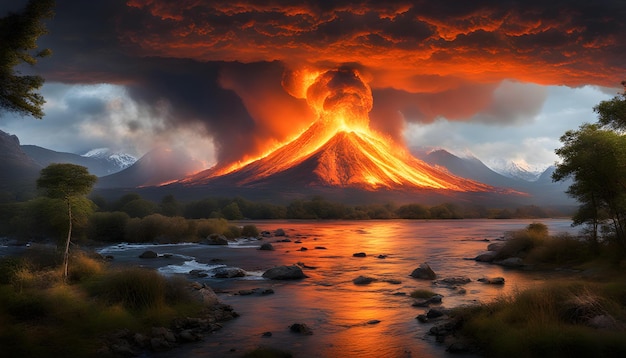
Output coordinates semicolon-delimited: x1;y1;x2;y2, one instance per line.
194;218;230;238
88;267;167;311
87;211;129;242
68;252;105;283
241;224;259;237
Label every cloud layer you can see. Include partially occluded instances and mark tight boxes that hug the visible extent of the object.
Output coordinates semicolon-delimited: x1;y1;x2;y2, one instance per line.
1;0;624;169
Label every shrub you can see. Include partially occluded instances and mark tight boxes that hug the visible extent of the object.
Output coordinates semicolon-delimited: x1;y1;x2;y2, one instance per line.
87;211;129;242
241;224;259;237
68;252;105;283
88;267;167;311
194;218;230;238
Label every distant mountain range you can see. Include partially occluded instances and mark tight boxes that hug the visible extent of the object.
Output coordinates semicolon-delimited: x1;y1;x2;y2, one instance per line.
0;128;574;207
21;145;136;177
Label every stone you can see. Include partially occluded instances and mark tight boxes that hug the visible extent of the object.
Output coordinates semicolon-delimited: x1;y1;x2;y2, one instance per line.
213;267;246;278
314;246;327;250
262;265;307;280
487;242;505;251
274;228;286;236
474;251;497;262
494;257;524;267
179;330;199;342
138;250;158;259
367;320;381;325
438;276;471;285
289;323;313;335
259;243;275;251
262;331;272;337
426;309;445;319
377;254;387;259
298;247;308;251
410;263;437;280
189;269;208;278
477;277;505;285
353;275;376;285
353;252;367;257
206;233;229;245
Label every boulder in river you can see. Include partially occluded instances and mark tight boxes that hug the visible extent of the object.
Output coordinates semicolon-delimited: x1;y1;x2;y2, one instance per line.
206;233;229;245
352;252;367;257
353;275;376;285
274;228;286;236
139;250;158;259
477;276;505;285
474;251;497;262
289;323;313;335
259;243;275;251
262;265;307;280
410;263;437;280
494;257;524;267
213;267;246;278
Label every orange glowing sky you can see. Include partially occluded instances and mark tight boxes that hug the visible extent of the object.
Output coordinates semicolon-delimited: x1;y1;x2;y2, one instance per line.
0;0;624;173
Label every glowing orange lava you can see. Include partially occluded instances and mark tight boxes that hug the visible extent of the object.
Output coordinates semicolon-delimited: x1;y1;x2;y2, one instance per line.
184;67;491;192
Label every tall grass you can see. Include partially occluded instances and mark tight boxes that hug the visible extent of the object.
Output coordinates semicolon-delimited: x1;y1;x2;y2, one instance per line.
0;249;207;357
454;281;626;357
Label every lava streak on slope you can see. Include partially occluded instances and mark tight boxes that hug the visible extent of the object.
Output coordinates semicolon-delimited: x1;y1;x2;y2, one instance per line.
183;67;493;192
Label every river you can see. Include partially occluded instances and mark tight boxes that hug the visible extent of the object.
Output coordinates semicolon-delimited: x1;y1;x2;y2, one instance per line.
96;219;579;358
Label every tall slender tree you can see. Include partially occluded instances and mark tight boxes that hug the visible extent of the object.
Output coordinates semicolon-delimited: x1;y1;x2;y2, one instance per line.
0;0;55;119
37;164;97;281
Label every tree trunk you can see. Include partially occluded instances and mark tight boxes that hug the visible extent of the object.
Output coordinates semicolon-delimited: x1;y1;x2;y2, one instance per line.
63;197;72;282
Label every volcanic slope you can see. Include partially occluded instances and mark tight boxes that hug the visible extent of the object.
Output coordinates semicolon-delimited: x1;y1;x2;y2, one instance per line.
182;121;493;193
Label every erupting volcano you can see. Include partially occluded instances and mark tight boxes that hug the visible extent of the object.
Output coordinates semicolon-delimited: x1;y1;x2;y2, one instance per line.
182;67;492;193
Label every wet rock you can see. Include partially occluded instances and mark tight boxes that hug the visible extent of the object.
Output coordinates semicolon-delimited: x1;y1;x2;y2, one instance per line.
314;246;327;250
410;263;437;280
353;275;376;285
289;323;313;335
178;330;200;342
297;247;308;251
189;269;208;278
261;288;275;295
213;267;246;278
474;251;497;262
206;233;229;245
262;331;272;337
377;254;387;259
487;242;505;251
494;257;524;267
296;262;317;269
262;265;307;280
139;250;158;259
383;279;402;285
274;228;286;236
237;289;255;296
261;230;272;237
477;276;505;285
294;240;302;244
189;287;219;307
353;252;367;257
259;243;275;251
438;276;471;285
367;320;381;325
412;294;443;307
426;309;445;319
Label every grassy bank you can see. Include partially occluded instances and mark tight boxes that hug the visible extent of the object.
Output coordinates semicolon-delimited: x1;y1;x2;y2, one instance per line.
452;278;626;357
0;247;210;357
447;223;626;357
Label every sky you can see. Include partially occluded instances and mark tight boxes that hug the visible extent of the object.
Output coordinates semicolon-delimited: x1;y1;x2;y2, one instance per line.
1;0;624;172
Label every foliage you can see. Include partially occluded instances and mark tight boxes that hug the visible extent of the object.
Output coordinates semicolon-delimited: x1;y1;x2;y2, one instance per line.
87;211;129;242
553;123;626;255
595;81;626;131
0;250;205;357
454;281;626;357
241;224;259;237
37;164;97;280
0;0;54;119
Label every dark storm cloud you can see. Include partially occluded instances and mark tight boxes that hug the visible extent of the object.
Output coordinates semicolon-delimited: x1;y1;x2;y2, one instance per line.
3;0;624;166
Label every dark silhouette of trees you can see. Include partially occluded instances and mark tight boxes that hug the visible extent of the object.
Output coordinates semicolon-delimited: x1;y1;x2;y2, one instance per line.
0;0;54;119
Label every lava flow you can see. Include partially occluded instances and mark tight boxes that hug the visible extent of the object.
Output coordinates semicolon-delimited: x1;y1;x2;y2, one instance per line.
183;67;491;192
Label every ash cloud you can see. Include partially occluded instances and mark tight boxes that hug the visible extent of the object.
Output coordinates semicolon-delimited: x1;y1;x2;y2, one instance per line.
2;0;624;168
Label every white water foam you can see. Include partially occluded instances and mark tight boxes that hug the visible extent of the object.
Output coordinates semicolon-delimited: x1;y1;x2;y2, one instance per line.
158;259;226;275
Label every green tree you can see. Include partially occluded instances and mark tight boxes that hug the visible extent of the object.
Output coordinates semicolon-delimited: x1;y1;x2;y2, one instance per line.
553;123;626;254
595;81;626;131
37;164;97;280
0;0;54;119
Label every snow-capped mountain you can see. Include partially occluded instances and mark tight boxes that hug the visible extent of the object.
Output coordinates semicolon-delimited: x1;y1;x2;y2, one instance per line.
486;159;546;182
82;148;137;170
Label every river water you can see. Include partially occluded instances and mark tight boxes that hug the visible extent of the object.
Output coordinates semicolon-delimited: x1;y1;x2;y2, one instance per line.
96;219;579;358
